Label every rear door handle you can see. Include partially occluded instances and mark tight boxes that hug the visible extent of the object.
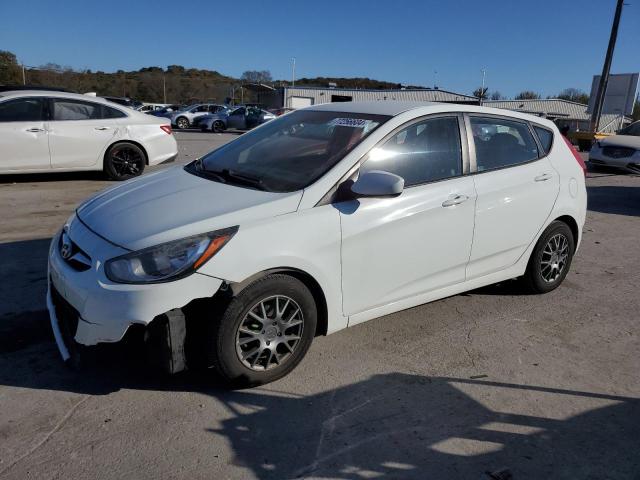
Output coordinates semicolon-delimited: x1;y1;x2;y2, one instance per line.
26;127;45;132
94;126;111;131
442;194;469;207
535;173;552;182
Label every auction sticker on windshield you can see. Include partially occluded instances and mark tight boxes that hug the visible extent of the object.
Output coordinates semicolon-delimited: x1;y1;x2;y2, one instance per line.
329;118;370;128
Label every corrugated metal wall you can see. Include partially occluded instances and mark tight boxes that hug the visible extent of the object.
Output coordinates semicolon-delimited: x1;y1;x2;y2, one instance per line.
283;87;477;108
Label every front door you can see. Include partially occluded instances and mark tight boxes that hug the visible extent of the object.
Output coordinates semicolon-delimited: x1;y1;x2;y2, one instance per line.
0;97;50;171
227;107;247;129
339;115;476;318
466;115;560;279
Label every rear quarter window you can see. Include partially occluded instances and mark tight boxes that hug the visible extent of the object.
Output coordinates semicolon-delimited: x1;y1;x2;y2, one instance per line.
533;125;554;155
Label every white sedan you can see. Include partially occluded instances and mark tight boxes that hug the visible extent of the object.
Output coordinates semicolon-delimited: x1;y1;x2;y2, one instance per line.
48;101;587;386
0;90;177;180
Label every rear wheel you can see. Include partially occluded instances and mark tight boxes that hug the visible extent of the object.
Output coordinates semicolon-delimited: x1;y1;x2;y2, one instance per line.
213;120;225;133
523;221;575;293
176;117;189;129
208;274;316;387
104;142;145;181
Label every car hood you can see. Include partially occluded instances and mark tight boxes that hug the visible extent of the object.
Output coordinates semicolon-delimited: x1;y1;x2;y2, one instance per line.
599;135;640;149
76;166;302;250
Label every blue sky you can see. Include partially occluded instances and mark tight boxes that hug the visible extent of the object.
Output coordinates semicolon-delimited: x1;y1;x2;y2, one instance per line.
1;0;638;98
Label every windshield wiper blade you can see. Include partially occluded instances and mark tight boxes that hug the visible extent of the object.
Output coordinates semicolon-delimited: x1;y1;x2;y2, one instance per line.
208;168;268;191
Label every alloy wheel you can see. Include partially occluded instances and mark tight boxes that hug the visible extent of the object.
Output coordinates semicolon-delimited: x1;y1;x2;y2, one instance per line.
540;233;569;283
235;295;304;371
110;147;143;178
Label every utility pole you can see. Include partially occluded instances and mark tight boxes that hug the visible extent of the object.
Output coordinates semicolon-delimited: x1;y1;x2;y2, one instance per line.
163;75;166;103
291;57;296;87
480;68;486;106
590;0;624;132
22;64;26;85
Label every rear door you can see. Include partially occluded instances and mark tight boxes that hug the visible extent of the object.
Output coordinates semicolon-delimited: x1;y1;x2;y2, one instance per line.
0;97;50;171
48;98;125;168
466;115;559;279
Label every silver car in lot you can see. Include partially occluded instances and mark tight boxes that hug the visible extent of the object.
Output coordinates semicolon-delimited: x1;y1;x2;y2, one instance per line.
589;121;640;173
199;106;276;132
171;103;228;129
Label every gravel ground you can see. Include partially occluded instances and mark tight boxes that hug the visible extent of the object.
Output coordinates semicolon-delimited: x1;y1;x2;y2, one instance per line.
0;133;639;479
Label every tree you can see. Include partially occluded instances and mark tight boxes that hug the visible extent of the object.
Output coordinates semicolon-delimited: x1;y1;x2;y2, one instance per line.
241;70;273;83
473;87;488;100
490;91;503;100
515;90;541;100
0;50;21;84
557;88;589;104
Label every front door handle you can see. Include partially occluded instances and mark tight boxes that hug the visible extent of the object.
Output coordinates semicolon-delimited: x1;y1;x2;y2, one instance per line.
535;173;552;182
26;127;45;132
442;194;469;207
94;126;111;131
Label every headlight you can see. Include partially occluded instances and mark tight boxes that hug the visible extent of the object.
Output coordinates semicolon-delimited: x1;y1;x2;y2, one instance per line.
105;227;237;284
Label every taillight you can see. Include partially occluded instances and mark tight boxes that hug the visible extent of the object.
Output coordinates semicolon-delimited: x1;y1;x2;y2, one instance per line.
160;125;172;135
562;136;586;176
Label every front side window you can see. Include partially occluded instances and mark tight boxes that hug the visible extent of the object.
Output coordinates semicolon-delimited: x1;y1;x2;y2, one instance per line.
0;97;46;122
193;105;208;113
471;117;539;171
194;110;389;192
360;116;462;187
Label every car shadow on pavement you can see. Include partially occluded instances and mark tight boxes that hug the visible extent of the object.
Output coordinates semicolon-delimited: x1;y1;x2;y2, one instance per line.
0;171;107;184
0;347;639;479
587;185;640;217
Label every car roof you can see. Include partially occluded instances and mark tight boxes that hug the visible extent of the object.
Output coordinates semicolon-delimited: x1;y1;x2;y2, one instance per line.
0;89;127;106
306;101;557;128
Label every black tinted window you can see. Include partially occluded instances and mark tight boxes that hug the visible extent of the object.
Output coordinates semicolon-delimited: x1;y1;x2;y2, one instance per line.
471;117;539;171
103;105;126;119
0;98;45;122
533;126;554;154
361;116;462;187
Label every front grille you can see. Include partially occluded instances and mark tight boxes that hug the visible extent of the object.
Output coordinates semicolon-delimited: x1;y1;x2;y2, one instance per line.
603;146;635;159
58;232;92;272
50;285;80;346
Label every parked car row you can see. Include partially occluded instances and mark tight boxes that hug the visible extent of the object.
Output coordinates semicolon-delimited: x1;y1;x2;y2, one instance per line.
0;89;177;180
198;106;276;132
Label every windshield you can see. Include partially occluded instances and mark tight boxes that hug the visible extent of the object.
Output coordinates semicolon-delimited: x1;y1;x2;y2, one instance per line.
192;110;389;192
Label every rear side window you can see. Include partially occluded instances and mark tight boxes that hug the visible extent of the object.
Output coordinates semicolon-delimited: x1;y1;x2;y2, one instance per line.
0;98;46;122
52;99;126;120
533;125;554;155
470;117;539;172
361;116;462;187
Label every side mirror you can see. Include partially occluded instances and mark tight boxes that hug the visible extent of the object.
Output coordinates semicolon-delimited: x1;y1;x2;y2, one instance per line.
351;170;404;198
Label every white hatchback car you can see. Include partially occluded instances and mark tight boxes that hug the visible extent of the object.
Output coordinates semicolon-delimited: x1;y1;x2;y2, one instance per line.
48;102;587;386
0;90;177;180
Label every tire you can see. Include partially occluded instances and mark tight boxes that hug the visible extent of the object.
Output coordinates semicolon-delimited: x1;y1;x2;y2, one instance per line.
104;142;146;181
176;117;190;129
522;220;575;293
208;274;317;387
213;120;225;133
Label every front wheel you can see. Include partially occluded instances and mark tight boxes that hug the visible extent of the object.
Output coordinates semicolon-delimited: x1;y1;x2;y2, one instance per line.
212;120;225;133
208;274;317;387
176;117;189;129
104;142;145;181
522;221;575;293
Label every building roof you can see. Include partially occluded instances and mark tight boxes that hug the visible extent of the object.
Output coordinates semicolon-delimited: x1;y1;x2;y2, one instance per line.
284;85;478;103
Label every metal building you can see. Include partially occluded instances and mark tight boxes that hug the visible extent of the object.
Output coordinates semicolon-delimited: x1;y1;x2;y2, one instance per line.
244;84;479;109
484;99;631;133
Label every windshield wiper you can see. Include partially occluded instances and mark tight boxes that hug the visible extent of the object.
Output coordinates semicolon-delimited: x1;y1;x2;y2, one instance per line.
207;168;268;191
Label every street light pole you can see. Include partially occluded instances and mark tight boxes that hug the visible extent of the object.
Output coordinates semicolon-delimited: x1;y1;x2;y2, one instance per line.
291;57;296;87
590;0;625;133
22;64;26;85
163;75;166;104
480;68;486;106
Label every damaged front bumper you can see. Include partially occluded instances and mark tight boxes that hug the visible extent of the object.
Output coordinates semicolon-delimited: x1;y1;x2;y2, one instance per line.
47;216;224;365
